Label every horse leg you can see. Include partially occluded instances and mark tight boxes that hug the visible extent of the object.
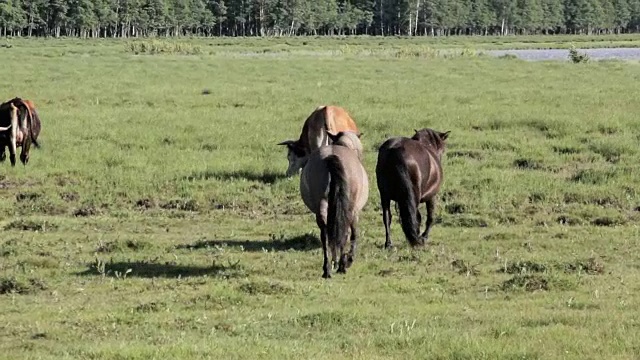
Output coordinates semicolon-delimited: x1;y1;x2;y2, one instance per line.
337;243;348;274
317;214;331;279
381;197;393;249
8;140;16;167
421;198;436;242
20;137;31;166
0;144;5;162
346;219;358;268
337;218;355;274
416;208;423;243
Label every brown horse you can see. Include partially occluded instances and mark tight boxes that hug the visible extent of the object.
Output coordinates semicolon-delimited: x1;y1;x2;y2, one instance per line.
375;128;450;249
300;131;368;278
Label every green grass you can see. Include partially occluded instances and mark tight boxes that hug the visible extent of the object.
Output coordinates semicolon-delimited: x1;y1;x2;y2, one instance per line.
1;36;640;359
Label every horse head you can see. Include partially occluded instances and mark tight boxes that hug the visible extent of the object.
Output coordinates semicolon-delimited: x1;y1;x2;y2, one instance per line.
412;128;450;158
277;139;307;177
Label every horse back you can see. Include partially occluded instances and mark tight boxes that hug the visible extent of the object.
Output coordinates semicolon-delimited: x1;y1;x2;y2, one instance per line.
378;137;443;201
323;106;358;135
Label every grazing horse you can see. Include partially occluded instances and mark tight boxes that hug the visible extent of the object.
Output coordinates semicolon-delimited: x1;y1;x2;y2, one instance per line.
278;105;359;177
375;128;450;249
0;97;42;166
300;131;368;278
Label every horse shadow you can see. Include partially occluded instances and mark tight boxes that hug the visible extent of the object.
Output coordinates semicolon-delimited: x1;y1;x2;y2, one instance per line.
76;260;244;279
182;169;289;185
176;234;321;252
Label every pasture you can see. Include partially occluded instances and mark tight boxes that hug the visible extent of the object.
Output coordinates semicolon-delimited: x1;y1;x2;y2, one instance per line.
1;36;640;359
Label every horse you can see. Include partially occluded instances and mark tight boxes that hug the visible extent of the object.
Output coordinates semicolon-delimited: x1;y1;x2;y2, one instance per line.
278;105;359;177
375;128;450;249
0;97;42;166
299;131;368;278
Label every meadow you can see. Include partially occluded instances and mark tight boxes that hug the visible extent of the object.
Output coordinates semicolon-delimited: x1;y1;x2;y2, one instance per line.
1;36;640;359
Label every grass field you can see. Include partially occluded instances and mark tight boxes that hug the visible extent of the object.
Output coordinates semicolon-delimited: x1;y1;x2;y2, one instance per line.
1;36;640;359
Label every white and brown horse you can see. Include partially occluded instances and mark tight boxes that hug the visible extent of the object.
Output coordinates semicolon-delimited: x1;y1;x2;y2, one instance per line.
278;105;360;177
0;97;42;166
300;131;368;278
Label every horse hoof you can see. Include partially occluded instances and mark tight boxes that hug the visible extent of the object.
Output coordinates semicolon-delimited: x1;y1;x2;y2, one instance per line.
412;242;426;249
384;243;393;250
322;273;332;279
345;256;354;268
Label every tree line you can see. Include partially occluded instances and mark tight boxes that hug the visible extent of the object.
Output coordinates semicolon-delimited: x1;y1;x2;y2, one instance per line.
1;0;640;38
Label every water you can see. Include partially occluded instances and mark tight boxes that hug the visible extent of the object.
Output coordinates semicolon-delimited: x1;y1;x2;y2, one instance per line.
486;47;640;61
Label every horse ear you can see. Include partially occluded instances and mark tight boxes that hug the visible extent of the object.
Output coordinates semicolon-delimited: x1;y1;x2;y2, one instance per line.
440;131;451;140
277;140;295;147
413;129;418;134
327;132;341;143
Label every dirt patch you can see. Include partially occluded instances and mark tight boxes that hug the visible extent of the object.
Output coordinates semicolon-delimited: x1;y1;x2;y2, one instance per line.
97;239;152;253
134;301;166;313
4;219;57;232
135;198;156;209
451;259;479;276
448;150;483;160
60;192;79;202
502;274;548;292
0;277;47;295
552;145;582;155
513;158;545;170
160;199;200;212
591;217;625;227
500;260;547;274
561;258;604;275
445;203;466;214
557;215;584;226
15;192;41;202
482;232;510;241
74;205;100;217
238;280;294;295
439;215;488;228
0;175;15;189
528;192;548;203
55;175;80;187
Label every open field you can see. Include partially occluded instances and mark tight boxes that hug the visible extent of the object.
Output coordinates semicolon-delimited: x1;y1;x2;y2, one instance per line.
1;36;640;359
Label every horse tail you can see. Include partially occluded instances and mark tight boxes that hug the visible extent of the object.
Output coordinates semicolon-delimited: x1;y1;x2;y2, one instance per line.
325;154;350;251
388;148;421;246
28;106;41;149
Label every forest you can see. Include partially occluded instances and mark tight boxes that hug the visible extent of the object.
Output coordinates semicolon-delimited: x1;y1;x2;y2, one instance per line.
1;0;640;38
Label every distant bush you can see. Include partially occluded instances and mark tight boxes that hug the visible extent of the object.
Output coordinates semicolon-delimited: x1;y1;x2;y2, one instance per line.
125;40;203;55
568;45;589;63
394;46;440;58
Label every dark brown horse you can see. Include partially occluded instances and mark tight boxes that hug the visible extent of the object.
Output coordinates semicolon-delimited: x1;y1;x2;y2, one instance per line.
375;128;450;249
